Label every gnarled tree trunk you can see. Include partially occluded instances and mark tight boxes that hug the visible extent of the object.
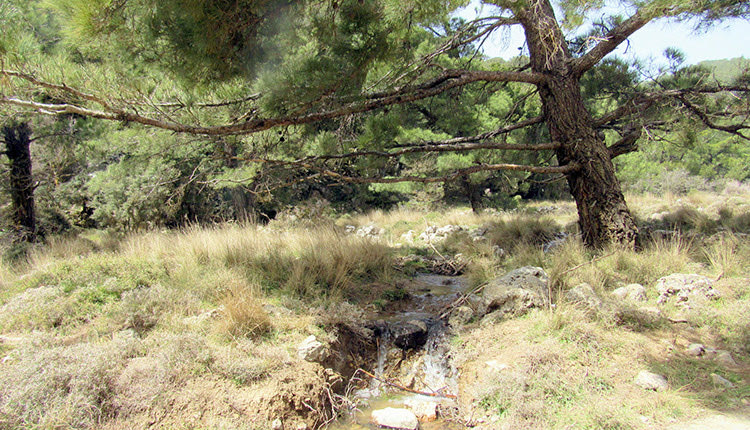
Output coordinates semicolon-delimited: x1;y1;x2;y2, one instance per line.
2;122;37;242
518;0;638;249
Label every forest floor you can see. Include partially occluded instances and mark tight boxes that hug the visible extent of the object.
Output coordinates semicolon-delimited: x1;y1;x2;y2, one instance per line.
0;187;749;429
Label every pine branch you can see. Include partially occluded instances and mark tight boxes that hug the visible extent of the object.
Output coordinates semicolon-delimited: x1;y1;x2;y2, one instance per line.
573;10;652;73
1;69;544;136
243;156;579;185
676;94;750;141
607;127;641;158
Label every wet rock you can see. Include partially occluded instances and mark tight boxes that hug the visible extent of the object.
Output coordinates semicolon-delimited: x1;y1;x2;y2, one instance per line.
297;335;329;363
634;370;668;391
365;320;389;337
710;373;734;389
448;306;474;327
686;343;705;357
483;266;550;319
404;398;439;422
656;274;720;306
391;320;429;350
715;350;737;366
612;284;647;302
371;407;419;430
565;283;602;310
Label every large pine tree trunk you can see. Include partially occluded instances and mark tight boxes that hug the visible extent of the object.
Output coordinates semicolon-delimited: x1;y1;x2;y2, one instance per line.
2;122;37;241
542;78;638;248
518;0;638;249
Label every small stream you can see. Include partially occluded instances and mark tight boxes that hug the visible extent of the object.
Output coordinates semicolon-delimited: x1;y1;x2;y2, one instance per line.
329;274;470;429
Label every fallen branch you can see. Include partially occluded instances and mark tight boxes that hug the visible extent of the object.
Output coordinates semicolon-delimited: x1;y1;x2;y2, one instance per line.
354;369;457;399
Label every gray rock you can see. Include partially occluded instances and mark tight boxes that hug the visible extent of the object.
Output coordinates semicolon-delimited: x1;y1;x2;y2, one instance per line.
483;267;550;318
448;306;474;327
356;224;383;238
565;283;602;310
492;245;506;258
634;370;668;391
543;232;569;253
400;230;416;244
710;373;735;389
391;320;428;350
612;284;647;302
418;225;462;243
703;347;718;359
182;307;223;326
656;274;720;306
686;343;705;357
297;335;329;363
715;350;738;366
371;407;419;430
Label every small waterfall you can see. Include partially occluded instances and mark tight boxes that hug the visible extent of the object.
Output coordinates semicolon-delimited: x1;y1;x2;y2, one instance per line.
419;322;457;396
333;274;469;429
371;330;391;394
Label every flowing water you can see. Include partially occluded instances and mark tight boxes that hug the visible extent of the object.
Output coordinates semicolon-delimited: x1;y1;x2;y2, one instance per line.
329;274;470;429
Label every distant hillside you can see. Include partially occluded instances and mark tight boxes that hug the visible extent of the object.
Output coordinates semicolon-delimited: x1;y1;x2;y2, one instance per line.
698;57;749;83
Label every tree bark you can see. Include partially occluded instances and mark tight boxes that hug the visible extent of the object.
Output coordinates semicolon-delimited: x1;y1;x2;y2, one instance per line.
459;174;483;213
518;0;638;248
2;122;37;241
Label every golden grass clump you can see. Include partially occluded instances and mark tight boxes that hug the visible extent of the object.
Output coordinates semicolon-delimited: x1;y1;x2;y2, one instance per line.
216;282;271;339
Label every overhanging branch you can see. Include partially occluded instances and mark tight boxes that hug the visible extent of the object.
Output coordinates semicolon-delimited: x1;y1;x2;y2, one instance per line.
676;94;749;140
244;157;579;185
1;68;544;136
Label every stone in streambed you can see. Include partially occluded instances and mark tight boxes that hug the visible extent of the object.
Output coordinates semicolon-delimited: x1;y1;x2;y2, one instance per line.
371;407;419;430
391;320;428;350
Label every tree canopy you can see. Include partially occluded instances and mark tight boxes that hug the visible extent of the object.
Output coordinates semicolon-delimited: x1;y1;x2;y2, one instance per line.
1;0;749;247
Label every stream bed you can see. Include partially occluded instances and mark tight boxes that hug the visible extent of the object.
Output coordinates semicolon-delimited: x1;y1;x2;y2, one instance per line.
329;274;471;429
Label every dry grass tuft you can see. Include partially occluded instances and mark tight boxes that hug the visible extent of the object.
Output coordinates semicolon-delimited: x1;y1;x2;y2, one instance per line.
215;282;271;340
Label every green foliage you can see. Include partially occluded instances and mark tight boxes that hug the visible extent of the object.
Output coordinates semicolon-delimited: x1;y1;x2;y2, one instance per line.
86;157;182;230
